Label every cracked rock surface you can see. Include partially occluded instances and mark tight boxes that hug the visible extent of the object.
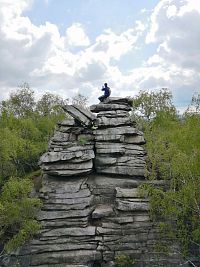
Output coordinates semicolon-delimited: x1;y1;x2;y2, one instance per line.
5;98;185;267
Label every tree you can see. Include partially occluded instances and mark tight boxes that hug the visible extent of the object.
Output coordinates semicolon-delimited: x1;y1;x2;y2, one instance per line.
1;83;35;118
139;109;200;258
72;93;88;108
186;92;200;114
132;88;176;121
36;92;68;116
0;177;42;252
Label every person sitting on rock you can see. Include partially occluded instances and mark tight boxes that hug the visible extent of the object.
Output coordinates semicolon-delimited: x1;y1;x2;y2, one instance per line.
98;83;111;102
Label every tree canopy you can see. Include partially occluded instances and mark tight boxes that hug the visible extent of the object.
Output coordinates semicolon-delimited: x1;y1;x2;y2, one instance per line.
134;90;200;262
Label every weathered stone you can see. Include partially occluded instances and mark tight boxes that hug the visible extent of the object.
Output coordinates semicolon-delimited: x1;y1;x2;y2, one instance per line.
104;97;133;106
93;126;142;136
95;134;124;142
95;142;125;154
87;175;142;189
6;100;187;267
95;157;117;166
40;149;94;163
58;126;85;134
42;226;96;237
116;187;139;198
21;242;98;255
41;160;93;171
96;116;132;127
124;135;146;144
73;104;96;121
116;199;149;211
90;103;132;112
63;105;92;126
38;207;94;220
110;216;134;224
97;110;129;118
51;132;70;142
58;118;76;126
95;155;145;167
92;205;114;219
44;168;93;176
31;250;102;266
96;165;145;176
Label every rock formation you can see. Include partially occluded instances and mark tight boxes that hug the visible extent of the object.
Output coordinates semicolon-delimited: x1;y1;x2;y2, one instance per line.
91;98;146;177
39;105;95;176
5;98;186;267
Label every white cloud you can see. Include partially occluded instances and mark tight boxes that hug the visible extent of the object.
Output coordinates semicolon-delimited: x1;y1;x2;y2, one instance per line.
65;23;90;47
0;0;199;111
92;23;144;61
146;0;200;72
166;5;177;18
141;0;200;109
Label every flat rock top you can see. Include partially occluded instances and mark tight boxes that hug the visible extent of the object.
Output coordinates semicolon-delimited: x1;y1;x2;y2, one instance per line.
90;103;132;113
104;97;133;106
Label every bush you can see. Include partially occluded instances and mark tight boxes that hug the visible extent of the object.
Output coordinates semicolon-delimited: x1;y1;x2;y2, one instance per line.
115;254;135;267
0;177;42;252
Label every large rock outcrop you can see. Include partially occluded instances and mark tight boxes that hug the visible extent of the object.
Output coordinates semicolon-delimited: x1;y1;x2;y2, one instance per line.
5;98;186;267
91;98;146;177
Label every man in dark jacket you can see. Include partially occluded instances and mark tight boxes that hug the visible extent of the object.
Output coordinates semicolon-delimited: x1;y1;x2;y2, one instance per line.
98;83;111;102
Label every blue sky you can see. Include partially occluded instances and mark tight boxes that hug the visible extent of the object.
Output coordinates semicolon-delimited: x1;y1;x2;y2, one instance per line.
25;0;157;34
0;0;200;112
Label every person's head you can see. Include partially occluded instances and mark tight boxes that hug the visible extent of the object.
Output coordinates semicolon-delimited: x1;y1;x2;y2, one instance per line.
104;83;107;87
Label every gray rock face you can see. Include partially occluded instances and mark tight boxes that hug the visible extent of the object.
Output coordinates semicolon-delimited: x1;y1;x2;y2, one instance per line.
62;105;95;126
40;100;145;177
93;98;146;176
39;112;95;176
90;103;132;112
5;100;186;267
9;175;184;267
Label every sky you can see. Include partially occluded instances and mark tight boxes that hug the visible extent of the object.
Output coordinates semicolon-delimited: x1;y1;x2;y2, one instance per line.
0;0;200;111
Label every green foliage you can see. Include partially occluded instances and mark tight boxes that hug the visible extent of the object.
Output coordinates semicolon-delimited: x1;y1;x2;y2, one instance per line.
135;90;200;256
132;88;176;122
1;83;35;118
78;136;87;146
0;84;69;252
0;85;67;184
115;254;136;267
0;177;42;252
36;92;68;116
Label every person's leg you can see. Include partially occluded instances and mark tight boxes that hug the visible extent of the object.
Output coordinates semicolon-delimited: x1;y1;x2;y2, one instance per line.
98;95;104;102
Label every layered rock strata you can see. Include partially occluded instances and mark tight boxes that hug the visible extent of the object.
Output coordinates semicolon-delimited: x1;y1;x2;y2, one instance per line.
91;98;146;176
39;106;95;176
7;176;182;267
4;99;186;267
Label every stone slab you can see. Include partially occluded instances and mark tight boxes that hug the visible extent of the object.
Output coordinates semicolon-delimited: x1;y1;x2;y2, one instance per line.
63;105;92;126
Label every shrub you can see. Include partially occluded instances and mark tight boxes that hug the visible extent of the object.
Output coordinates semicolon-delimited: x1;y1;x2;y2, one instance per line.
115;254;135;267
0;177;42;252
